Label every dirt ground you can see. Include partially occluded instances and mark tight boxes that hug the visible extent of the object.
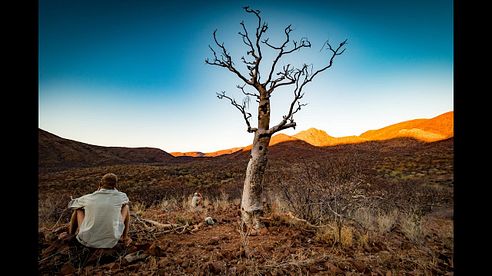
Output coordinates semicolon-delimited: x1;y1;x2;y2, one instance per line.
38;202;453;275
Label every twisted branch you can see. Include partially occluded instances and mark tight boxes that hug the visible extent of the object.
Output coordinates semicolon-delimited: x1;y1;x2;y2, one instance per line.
206;7;347;135
267;40;347;134
217;91;257;133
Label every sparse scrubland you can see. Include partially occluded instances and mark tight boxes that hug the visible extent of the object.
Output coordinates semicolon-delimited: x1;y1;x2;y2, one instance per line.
39;138;453;275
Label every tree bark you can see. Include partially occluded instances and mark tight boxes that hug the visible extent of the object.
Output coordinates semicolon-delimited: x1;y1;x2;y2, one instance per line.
241;93;271;229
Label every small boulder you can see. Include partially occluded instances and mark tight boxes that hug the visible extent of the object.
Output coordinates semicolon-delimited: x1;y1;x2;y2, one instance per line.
205;217;215;225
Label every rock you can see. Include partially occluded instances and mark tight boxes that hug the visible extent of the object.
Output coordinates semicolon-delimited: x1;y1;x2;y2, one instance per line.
60;262;75;275
259;228;269;235
147;243;166;257
124;251;148;263
324;262;342;273
208;237;220;245
205;217;215;225
353;260;368;272
207;261;224;274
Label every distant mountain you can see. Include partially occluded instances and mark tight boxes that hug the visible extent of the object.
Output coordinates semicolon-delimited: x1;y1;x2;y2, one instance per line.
360;111;453;142
269;133;299;146
173;111;453;157
292;128;367;146
170;151;205;158
43;112;453;162
39;129;174;169
171;147;243;158
293;128;333;146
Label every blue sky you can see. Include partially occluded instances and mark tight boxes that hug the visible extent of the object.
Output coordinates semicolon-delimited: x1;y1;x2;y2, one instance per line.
39;0;453;152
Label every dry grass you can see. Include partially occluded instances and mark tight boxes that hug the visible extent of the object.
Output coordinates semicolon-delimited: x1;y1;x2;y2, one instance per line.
357;232;370;248
340;226;353;247
213;192;231;211
315;224;353;248
38;190;454;275
353;208;375;231
202;198;211;209
174;212;196;225
155;198;179;212
38;196;58;227
376;209;398;234
181;196;192;210
269;195;290;215
400;212;423;243
315;224;337;245
38;193;71;229
131;201;147;216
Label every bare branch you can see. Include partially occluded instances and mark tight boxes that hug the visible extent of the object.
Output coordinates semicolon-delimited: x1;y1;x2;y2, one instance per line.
205;30;253;86
268;39;347;135
283;38;311;55
207;7;347;137
267;65;309;135
238;20;257;62
241;56;256;66
326;200;343;218
263;25;312;89
237;84;260;100
269;122;297;134
217;91;257;133
239;21;255;53
306;39;348;83
242;6;269;84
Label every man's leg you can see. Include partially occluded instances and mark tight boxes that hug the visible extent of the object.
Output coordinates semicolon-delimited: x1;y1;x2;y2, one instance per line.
68;209;85;235
120;205;132;245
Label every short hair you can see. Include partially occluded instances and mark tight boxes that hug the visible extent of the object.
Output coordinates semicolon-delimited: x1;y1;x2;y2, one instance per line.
101;173;118;188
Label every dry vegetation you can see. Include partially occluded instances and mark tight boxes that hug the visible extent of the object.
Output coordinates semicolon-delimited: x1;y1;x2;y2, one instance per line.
39;138;453;275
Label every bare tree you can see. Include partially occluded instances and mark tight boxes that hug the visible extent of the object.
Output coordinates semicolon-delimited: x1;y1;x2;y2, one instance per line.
206;6;347;230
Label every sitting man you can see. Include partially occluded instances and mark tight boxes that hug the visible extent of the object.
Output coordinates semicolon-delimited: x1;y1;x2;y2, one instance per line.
66;173;132;248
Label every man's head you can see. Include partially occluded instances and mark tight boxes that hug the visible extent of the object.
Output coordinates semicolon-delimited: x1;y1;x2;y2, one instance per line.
100;173;118;189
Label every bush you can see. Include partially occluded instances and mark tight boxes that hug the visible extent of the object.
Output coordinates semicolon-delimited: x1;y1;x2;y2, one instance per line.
400;212;423;243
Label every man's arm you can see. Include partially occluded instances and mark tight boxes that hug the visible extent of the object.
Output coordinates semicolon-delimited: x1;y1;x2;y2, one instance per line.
120;204;132;245
68;194;88;209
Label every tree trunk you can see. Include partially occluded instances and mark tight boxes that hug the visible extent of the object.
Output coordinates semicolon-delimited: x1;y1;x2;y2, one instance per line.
241;132;271;229
241;93;271;230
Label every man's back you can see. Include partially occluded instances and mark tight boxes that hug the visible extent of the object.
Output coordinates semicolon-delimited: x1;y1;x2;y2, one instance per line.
69;188;129;248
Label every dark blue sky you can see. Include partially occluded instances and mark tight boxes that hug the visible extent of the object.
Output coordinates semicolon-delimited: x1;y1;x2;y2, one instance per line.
39;0;453;152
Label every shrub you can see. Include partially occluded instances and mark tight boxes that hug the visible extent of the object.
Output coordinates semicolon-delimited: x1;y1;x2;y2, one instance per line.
352;208;375;231
376;209;398;234
400;212;423;243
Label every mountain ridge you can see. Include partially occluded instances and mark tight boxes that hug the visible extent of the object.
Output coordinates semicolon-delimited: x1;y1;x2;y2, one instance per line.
172;111;453;157
39;129;174;169
40;111;453;161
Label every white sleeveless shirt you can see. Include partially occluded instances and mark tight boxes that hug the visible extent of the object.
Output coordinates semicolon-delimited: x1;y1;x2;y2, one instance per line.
68;188;129;248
